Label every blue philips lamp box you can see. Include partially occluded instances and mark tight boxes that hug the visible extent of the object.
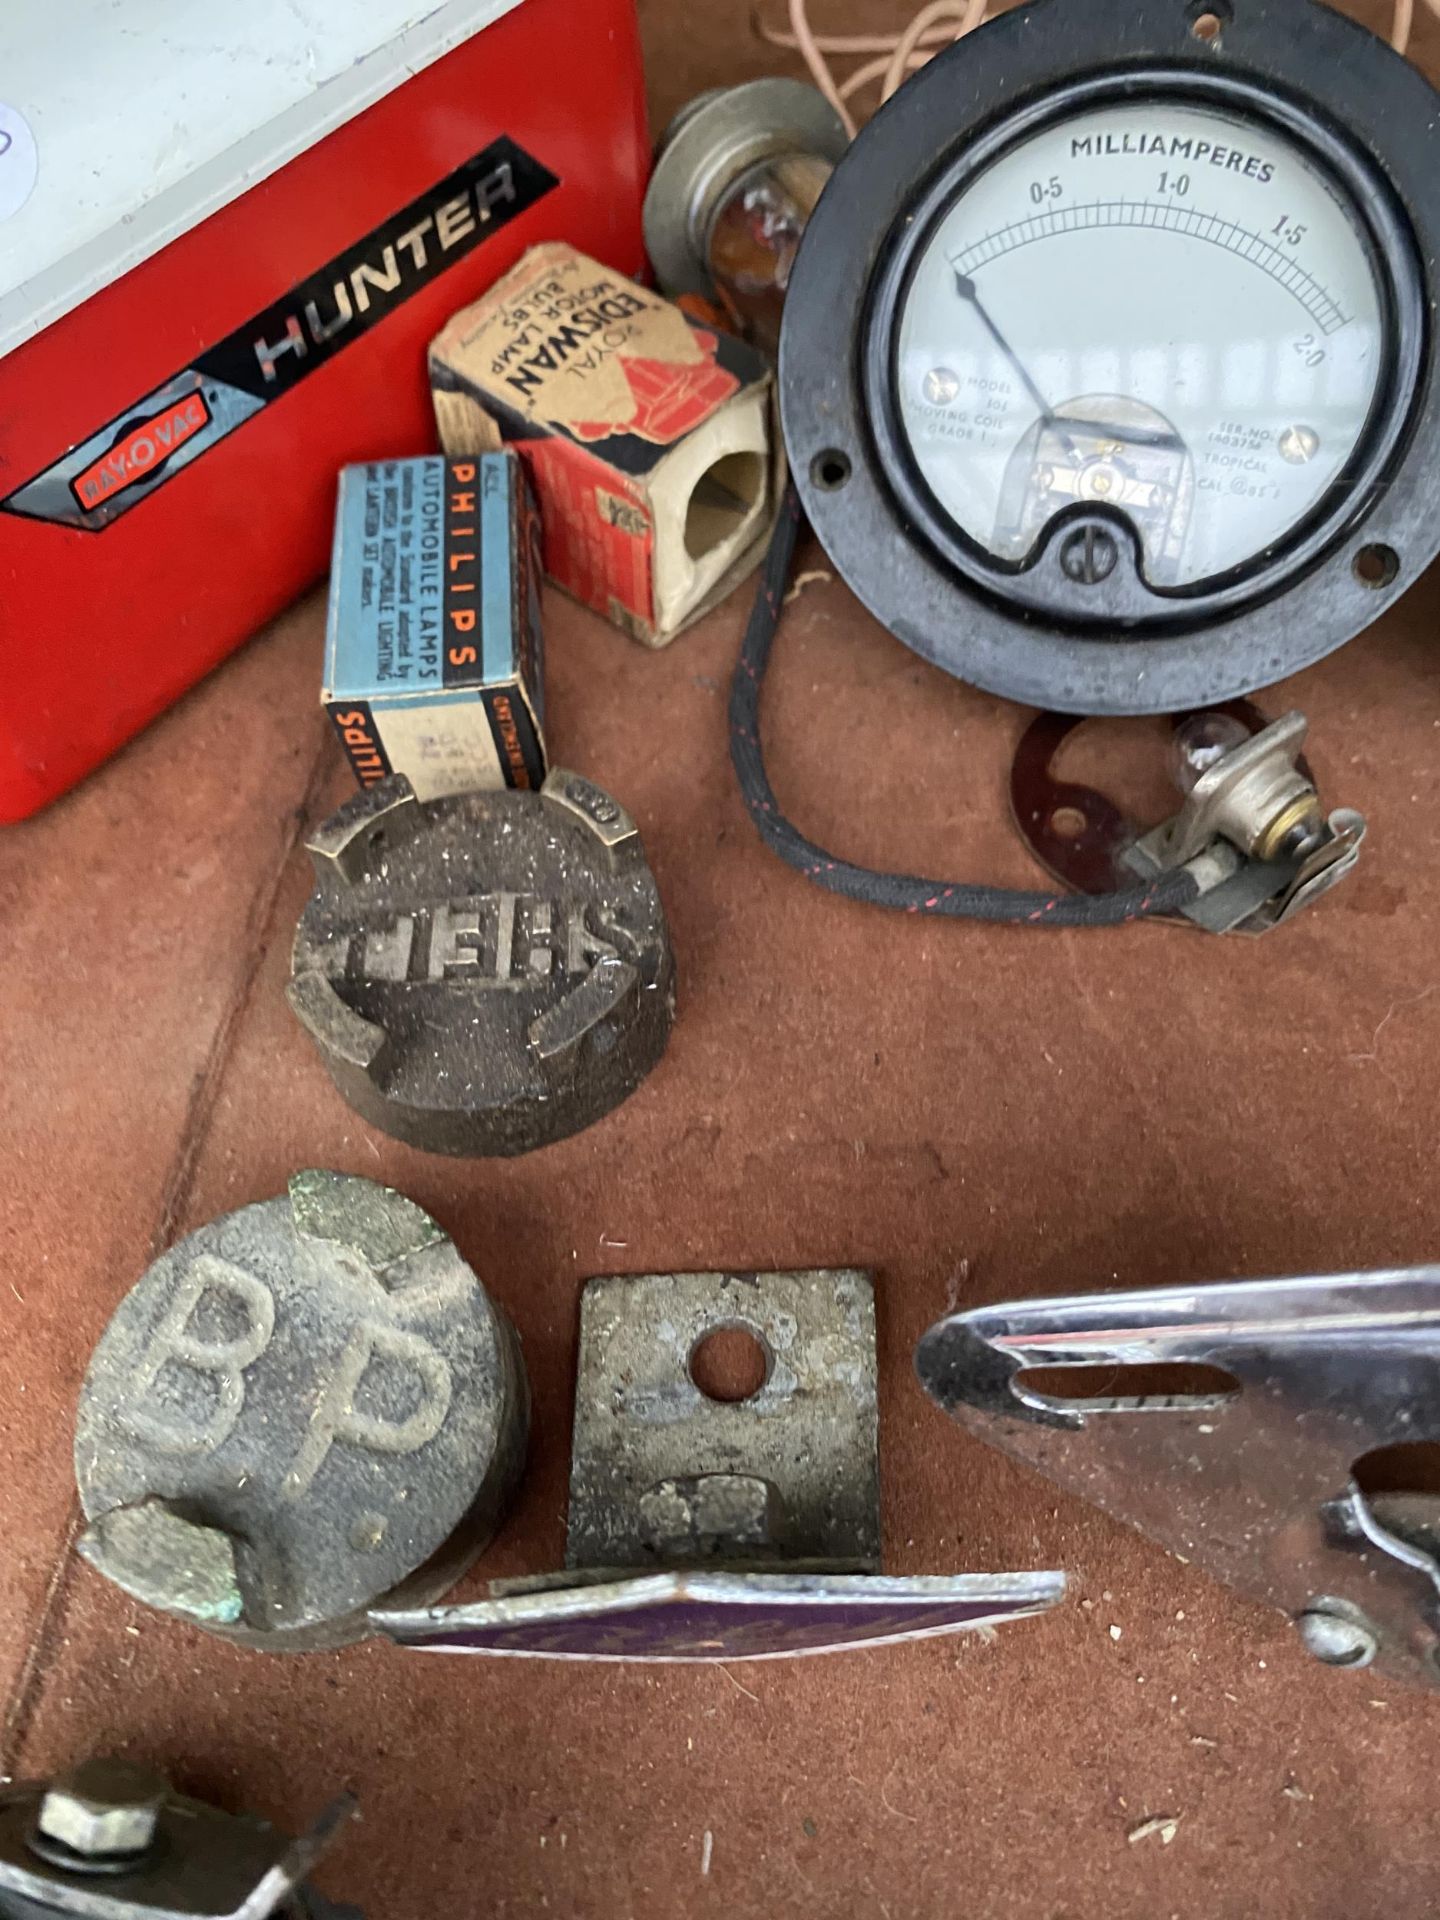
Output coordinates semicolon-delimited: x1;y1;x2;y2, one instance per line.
324;451;546;799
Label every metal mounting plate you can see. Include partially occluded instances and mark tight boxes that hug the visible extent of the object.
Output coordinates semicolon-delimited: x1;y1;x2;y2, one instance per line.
567;1269;879;1571
1009;706;1364;934
1010;703;1290;899
916;1270;1440;1689
1123;808;1366;934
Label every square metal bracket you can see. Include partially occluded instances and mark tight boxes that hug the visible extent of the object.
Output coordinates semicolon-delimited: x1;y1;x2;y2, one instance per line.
567;1268;879;1572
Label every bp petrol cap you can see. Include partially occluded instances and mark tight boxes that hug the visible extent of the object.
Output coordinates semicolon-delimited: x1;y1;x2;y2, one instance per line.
287;768;676;1157
74;1171;528;1652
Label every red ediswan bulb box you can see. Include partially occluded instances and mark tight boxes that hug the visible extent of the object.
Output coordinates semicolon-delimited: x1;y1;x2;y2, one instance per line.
0;0;648;822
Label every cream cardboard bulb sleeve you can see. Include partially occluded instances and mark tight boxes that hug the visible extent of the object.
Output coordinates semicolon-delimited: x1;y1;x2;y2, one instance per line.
428;243;781;646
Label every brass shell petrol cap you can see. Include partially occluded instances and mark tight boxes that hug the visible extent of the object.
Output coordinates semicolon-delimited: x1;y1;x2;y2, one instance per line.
287;769;676;1157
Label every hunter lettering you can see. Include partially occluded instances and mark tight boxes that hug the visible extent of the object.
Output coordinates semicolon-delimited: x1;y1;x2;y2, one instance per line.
252;161;523;381
6;138;558;530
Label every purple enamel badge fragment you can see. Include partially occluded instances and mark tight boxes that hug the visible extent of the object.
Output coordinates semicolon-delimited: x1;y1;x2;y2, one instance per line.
373;1571;1065;1663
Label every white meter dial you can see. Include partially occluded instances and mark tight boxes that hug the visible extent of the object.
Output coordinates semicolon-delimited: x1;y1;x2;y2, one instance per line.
896;100;1385;587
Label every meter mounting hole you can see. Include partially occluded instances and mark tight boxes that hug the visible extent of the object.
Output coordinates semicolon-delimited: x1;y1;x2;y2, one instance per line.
1050;805;1088;841
1354;544;1400;589
811;449;852;493
1188;3;1230;43
685;452;766;562
689;1324;771;1403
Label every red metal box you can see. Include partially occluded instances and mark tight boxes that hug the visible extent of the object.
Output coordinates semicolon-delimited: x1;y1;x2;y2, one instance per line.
0;0;648;821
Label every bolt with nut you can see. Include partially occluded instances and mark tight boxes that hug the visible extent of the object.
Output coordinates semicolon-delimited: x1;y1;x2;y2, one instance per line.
33;1756;168;1866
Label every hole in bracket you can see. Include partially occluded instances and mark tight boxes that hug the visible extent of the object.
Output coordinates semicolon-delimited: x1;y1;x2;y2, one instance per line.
1013;1361;1242;1412
689;1324;771;1404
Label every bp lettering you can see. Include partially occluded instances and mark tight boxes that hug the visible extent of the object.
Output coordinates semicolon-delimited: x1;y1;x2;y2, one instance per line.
119;1255;454;1492
282;1322;453;1496
119;1256;275;1456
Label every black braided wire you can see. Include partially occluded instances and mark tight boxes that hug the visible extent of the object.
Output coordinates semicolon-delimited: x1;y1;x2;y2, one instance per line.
728;485;1202;927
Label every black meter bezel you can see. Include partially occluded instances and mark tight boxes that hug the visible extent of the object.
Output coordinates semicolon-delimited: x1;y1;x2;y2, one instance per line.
779;0;1440;715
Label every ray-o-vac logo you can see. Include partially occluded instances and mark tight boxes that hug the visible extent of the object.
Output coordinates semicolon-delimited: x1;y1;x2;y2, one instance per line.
2;136;559;531
69;390;214;512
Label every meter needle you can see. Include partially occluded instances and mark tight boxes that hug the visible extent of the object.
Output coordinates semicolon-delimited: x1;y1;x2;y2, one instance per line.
954;270;1082;461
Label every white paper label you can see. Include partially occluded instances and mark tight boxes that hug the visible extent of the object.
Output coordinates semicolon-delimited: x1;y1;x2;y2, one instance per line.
0;105;38;223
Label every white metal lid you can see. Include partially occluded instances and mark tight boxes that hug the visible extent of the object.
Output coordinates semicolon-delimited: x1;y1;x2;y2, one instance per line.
0;0;522;362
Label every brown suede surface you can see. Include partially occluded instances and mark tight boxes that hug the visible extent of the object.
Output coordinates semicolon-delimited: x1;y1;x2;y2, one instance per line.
4;3;1440;1914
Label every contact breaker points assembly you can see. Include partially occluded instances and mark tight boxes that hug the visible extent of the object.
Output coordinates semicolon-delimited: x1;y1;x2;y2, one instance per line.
917;1267;1440;1690
75;1172;528;1650
288;770;676;1156
0;1756;358;1920
1011;706;1366;934
373;1269;1064;1662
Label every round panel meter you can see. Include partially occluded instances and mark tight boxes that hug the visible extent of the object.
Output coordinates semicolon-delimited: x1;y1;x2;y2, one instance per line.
781;0;1440;714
